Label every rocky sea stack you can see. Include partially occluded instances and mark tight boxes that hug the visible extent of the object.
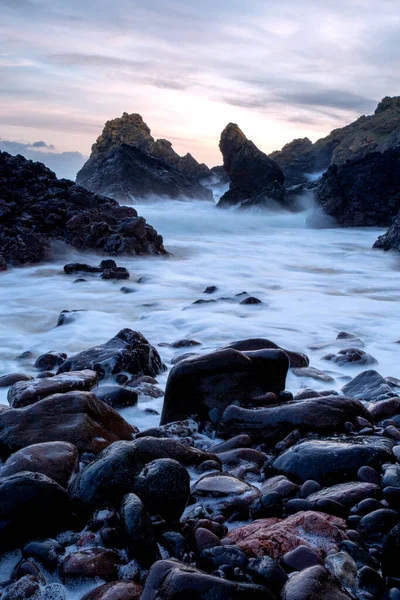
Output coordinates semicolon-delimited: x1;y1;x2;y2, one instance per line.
271;96;400;187
76;113;213;202
0;151;166;268
217;123;291;210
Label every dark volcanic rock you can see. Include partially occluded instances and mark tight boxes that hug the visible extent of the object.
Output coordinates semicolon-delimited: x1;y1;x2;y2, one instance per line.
160;347;289;425
140;559;270;600
222;337;309;368
120;493;160;567
0;441;78;487
191;472;261;517
341;369;395;401
273;437;394;485
269;138;316;187
0;471;71;551
0;150;165;268
33;351;67;371
8;369;98;408
58;329;165;380
307;481;379;509
216;123;291;210
281;565;352;600
0;391;136;457
93;385;138;408
76;113;212;201
60;548;119;582
131;436;219;467
218;396;368;443
374;214;400;252
323;348;377;367
0;373;33;387
313;147;400;227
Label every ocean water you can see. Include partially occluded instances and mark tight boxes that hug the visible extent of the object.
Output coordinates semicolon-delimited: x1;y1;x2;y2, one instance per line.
1;199;400;427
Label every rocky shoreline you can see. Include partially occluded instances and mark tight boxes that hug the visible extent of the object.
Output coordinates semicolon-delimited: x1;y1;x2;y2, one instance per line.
0;322;399;600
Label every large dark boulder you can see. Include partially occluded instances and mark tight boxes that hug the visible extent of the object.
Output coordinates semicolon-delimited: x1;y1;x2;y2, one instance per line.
160;348;289;425
218;395;368;443
341;369;396;401
8;369;98;408
140;559;271;600
216;123;290;210
0;151;165;268
273;437;394;485
0;472;71;551
58;329;165;380
312;148;400;227
374;214;400;252
281;565;352;600
76;113;212;201
0;391;136;457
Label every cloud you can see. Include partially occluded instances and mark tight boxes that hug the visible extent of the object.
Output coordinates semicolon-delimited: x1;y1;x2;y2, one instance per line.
0;140;86;179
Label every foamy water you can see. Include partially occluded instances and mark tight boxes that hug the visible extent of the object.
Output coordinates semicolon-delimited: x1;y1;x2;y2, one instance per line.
1;200;400;428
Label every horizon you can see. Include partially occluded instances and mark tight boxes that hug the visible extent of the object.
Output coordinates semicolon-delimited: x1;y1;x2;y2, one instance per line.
1;0;400;178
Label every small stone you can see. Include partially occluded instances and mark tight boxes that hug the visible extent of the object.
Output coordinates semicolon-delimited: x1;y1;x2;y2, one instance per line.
203;286;217;294
300;480;321;498
357;466;381;485
240;296;262;305
101;267;130;280
195;527;221;551
282;545;322;572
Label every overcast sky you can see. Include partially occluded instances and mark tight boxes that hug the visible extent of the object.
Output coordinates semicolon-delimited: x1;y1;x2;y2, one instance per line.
1;0;399;177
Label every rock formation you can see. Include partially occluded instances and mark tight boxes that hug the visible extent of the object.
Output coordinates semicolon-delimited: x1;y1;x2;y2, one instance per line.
216;123;291;210
271;96;400;187
374;214;400;252
76;113;213;202
311;147;400;227
0;151;166;268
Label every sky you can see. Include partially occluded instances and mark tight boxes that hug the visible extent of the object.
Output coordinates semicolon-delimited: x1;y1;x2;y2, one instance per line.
1;0;400;178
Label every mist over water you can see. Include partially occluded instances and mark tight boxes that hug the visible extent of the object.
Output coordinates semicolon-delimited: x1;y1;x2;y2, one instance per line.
1;199;400;428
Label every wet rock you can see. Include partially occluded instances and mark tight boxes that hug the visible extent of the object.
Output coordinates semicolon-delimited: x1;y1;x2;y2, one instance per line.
323;348;377;366
262;475;300;498
382;524;400;578
342;370;395;401
8;370;98;408
308;332;365;351
161;531;187;560
101;266;130;280
0;391;136;457
357;465;381;485
216;448;265;469
219;396;368;444
131;436;219;467
301;480;321;498
226;511;347;559
194;527;221;551
0;472;71;551
93;385;138;408
1;441;78;487
281;565;352;600
247;555;288;595
383;486;400;508
203;286;217;294
212;435;253;453
69;441;143;510
140;559;270;600
282;545;322;571
33;352;67;371
58;329;164;380
382;464;400;487
240;296;262;305
292;367;335;383
307;482;379;509
10;559;44;583
222;337;309;368
160;347;289;425
356;566;384;600
340;540;378;570
358;508;400;540
81;582;142;600
64;263;102;274
273;437;394;485
22;539;65;571
191;473;261;518
197;545;248;573
352;497;383;515
56;309;86;327
2;576;41;600
0;151;166;268
120;493;160;567
324;551;357;588
375;214;400;252
0;373;33;387
60;548;120;582
171;339;201;348
250;492;283;519
131;458;190;522
127;381;164;398
216;123;289;211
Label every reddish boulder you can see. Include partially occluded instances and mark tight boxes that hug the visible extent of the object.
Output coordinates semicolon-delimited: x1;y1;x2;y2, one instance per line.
60;548;120;581
82;582;142;600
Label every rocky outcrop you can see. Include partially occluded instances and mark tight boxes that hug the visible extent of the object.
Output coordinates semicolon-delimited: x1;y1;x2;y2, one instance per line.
271;96;400;186
374;214;400;252
216;123;291;210
76;113;213;202
0;151;166;268
311;148;400;226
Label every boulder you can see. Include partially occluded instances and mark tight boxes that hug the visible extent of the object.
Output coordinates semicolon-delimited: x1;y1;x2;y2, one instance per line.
0;373;33;387
131;436;219;467
60;548;120;582
0;150;166;268
22;539;65;571
93;385;138;408
160;348;289;425
0;471;71;550
307;482;379;509
216;123;290;210
140;559;270;600
191;472;261;518
281;565;352;600
218;396;368;443
0;441;78;487
76;113;212;202
81;582;142;600
313;147;400;227
323;348;377;367
33;351;67;371
374;214;400;252
8;370;98;408
341;370;395;401
273;437;394;485
226;511;347;559
58;329;165;380
222;338;309;368
120;493;160;567
0;391;136;457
